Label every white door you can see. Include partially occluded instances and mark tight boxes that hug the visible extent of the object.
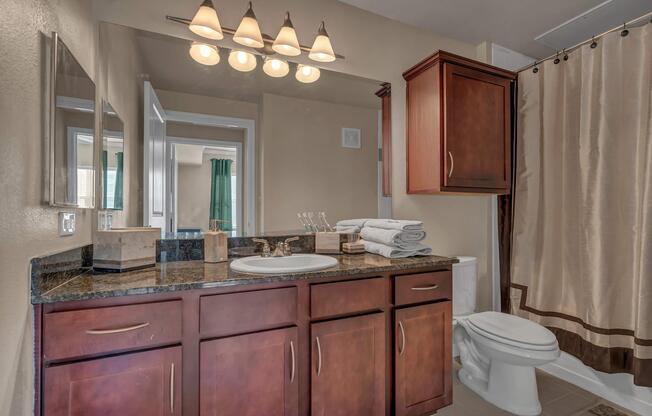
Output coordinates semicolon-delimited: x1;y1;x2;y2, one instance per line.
143;81;167;230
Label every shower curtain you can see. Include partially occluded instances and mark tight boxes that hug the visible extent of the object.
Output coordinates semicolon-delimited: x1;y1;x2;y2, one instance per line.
510;23;652;386
209;158;233;231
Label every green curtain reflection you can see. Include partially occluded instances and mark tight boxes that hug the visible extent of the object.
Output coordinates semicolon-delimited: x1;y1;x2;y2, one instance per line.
209;159;233;231
114;151;123;210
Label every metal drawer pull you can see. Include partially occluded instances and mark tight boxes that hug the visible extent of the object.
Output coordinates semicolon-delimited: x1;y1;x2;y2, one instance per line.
85;322;150;335
170;363;175;413
316;336;322;376
411;284;439;291
398;321;406;356
290;340;296;383
448;151;454;178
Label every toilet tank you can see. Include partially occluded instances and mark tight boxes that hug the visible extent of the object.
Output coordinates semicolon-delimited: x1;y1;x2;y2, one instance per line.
452;256;477;317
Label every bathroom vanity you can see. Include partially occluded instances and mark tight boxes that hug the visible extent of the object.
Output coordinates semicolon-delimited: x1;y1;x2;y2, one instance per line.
33;254;456;416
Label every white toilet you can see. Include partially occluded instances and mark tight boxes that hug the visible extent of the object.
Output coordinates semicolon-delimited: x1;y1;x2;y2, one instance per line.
453;257;560;416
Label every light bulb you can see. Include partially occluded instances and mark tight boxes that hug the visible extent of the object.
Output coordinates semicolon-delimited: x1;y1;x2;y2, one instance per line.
228;50;257;72
237;51;248;64
189;41;220;66
263;57;289;77
295;64;320;83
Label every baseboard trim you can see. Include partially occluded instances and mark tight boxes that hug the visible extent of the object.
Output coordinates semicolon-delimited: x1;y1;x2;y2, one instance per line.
538;352;652;416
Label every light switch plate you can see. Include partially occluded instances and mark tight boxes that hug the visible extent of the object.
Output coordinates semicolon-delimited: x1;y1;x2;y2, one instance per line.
342;128;361;149
59;212;75;236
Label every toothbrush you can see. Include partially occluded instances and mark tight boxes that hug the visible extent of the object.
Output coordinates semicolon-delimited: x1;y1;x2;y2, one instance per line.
319;212;333;232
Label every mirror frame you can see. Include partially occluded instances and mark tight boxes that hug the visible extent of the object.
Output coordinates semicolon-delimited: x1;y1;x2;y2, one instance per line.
100;100;125;211
48;31;97;208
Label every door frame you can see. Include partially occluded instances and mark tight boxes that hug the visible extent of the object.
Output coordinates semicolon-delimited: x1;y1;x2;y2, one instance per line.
166;137;244;235
165;110;256;235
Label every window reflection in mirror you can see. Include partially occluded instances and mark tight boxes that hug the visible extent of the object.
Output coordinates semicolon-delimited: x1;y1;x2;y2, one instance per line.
101;102;125;210
50;33;96;208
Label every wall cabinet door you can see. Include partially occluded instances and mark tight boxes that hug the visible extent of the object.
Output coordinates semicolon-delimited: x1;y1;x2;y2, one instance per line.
311;313;386;416
200;327;298;416
44;346;181;416
443;62;511;191
395;301;452;416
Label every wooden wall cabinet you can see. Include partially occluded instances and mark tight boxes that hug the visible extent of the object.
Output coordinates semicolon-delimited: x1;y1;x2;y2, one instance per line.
37;267;453;416
403;51;516;194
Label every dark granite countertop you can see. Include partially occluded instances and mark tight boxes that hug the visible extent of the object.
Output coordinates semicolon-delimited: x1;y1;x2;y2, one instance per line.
32;254;457;304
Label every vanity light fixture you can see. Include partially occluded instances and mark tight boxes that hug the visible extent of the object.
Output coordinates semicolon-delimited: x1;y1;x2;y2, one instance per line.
233;2;264;48
262;57;289;77
188;0;224;40
228;49;257;72
309;22;336;62
295;64;320;83
272;12;301;56
189;41;220;65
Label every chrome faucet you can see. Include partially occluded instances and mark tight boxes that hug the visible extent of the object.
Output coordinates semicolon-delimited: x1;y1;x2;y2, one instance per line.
253;237;300;257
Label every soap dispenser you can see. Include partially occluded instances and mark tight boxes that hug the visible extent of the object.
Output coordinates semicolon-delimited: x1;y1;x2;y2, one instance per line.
204;219;228;263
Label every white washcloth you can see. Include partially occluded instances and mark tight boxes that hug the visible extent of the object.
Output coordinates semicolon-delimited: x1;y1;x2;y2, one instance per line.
363;240;432;258
335;219;371;228
360;227;426;249
365;219;423;231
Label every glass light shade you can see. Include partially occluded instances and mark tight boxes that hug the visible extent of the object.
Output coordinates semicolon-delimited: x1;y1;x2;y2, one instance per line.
263;57;289;77
272;12;301;56
309;22;336;62
233;2;264;48
295;64;320;83
228;50;257;72
189;42;220;65
188;0;223;40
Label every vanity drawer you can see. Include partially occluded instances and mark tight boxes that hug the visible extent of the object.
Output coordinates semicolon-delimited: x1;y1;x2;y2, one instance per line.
394;271;452;306
200;287;297;337
311;277;386;319
43;300;182;362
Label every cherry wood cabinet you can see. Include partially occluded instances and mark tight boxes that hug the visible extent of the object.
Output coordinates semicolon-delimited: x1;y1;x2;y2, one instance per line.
394;302;452;416
200;327;298;416
311;313;386;416
403;50;515;194
44;346;181;416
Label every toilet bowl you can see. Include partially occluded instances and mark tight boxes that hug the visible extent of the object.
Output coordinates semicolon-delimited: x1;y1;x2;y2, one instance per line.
452;258;560;416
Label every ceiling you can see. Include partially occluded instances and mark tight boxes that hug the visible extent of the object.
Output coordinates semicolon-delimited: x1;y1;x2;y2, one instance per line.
134;29;383;109
338;0;651;58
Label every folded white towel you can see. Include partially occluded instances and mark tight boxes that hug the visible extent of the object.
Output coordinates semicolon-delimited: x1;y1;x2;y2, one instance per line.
336;225;361;233
363;240;432;258
360;227;426;249
365;219;423;231
335;219;371;228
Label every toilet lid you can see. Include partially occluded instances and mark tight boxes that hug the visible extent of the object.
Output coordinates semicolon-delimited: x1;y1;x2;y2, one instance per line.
467;312;557;348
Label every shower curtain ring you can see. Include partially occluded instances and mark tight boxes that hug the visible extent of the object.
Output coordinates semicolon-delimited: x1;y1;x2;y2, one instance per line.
563;48;569;61
590;36;598;49
621;23;629;37
553;51;560;65
532;61;539;74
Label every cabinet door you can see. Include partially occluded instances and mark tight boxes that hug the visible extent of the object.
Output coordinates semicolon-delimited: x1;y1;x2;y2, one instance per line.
200;327;298;416
311;313;385;416
44;346;181;416
395;301;452;416
443;62;511;191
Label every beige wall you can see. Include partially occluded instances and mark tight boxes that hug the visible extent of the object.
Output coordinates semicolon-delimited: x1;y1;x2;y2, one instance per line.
261;93;378;231
0;0;97;414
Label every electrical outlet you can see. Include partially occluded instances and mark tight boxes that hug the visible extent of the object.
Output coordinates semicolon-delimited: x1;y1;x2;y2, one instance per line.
59;212;75;236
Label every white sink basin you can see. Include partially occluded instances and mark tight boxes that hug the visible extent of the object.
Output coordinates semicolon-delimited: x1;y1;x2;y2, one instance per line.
230;254;338;274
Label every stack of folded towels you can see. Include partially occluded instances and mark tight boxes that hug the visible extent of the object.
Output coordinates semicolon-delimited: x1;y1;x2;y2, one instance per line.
335;219;432;258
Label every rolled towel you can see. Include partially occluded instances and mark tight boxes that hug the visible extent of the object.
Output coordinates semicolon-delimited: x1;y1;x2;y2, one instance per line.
360;227;425;249
365;219;423;231
363;240;432;258
336;218;371;228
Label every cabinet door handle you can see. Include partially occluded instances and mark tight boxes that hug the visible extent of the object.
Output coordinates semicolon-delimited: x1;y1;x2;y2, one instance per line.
85;322;150;335
290;340;296;383
169;362;175;414
316;336;322;376
398;321;406;356
448;151;454;178
411;284;439;291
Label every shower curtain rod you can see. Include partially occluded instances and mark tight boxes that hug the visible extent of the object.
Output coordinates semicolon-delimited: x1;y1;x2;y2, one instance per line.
518;10;652;73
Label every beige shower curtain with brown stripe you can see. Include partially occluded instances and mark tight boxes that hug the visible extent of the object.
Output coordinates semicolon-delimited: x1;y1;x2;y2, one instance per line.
510;23;652;386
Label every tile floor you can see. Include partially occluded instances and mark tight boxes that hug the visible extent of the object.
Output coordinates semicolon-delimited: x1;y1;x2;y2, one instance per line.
437;364;637;416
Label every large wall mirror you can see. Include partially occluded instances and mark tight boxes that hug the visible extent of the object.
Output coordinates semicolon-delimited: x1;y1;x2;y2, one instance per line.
101;101;124;210
99;22;391;236
49;32;96;208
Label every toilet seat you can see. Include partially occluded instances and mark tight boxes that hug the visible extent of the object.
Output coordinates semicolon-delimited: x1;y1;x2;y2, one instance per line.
466;312;558;351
